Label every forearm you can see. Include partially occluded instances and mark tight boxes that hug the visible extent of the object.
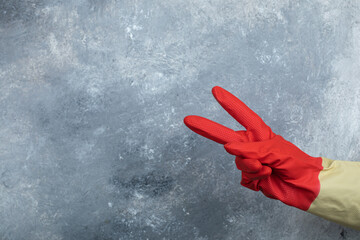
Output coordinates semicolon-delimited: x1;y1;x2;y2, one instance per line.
307;157;360;230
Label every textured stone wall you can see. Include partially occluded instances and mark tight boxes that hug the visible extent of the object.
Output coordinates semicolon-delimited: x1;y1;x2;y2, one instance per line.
1;1;360;239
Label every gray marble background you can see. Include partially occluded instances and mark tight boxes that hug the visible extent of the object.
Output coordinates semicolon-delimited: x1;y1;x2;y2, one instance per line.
1;0;360;239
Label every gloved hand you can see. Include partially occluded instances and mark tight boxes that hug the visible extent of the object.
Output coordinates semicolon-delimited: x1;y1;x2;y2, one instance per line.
184;86;360;231
184;86;323;211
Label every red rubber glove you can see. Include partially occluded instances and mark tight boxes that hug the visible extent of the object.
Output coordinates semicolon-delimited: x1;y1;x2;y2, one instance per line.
184;86;323;211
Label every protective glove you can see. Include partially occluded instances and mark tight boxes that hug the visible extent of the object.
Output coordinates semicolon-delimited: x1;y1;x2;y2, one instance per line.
184;86;360;230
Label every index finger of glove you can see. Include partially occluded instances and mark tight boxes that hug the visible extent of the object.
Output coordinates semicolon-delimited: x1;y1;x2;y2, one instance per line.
212;86;274;141
184;115;248;144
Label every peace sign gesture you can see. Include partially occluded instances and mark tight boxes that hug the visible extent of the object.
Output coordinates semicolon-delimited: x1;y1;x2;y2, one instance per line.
184;86;275;143
184;86;323;211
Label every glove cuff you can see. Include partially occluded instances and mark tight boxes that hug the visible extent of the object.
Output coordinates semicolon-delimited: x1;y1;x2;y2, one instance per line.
307;157;360;230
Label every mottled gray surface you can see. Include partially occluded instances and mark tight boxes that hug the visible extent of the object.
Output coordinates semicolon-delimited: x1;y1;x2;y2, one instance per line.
1;0;360;239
